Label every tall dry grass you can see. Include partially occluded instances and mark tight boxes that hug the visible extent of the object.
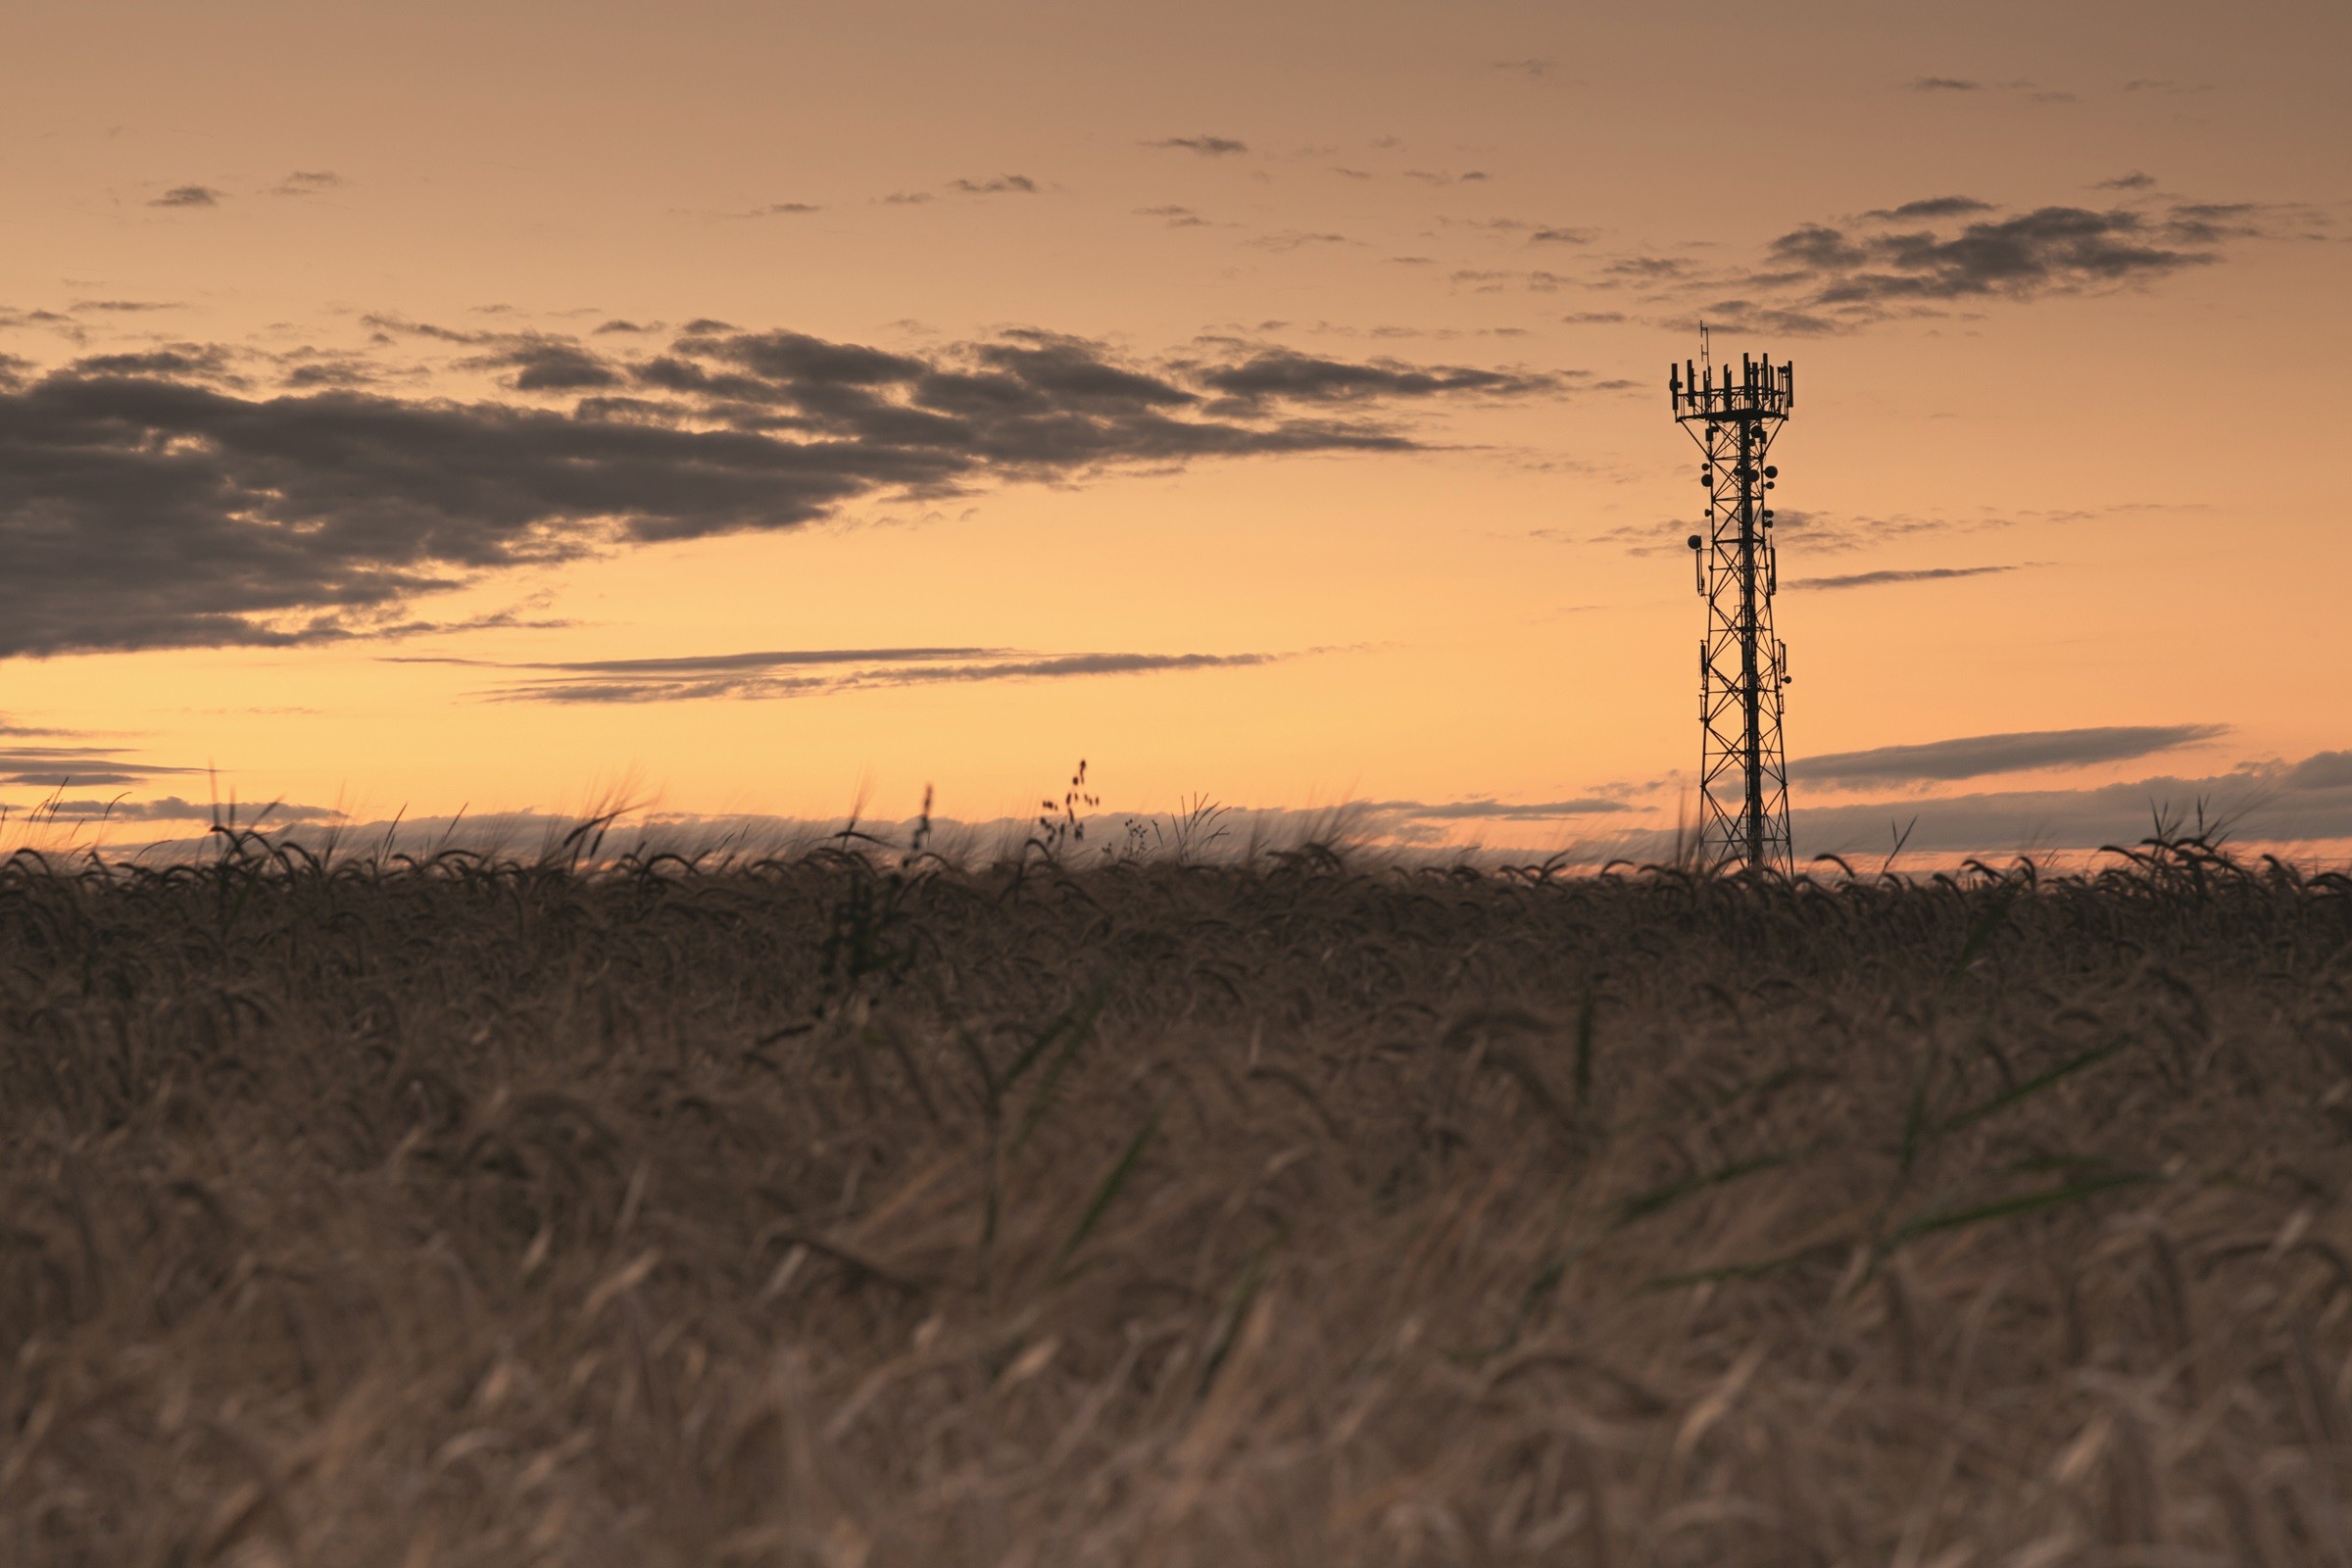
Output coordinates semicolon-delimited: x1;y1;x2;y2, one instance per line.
0;827;2347;1565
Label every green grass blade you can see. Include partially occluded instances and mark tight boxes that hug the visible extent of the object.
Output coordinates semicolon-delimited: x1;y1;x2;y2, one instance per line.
1004;976;1115;1089
1052;1104;1161;1277
1616;1151;1797;1226
1573;992;1596;1105
1882;1171;2156;1252
1197;1240;1276;1398
1934;1038;2128;1139
1944;880;2023;983
1641;1240;1849;1293
1005;980;1113;1154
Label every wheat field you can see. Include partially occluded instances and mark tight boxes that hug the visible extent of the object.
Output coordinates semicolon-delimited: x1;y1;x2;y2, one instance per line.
0;826;2347;1565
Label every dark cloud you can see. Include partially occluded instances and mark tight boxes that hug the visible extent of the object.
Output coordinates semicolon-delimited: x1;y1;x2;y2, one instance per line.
397;617;575;642
400;646;995;675
1581;520;1682;558
1246;231;1356;251
1862;196;1994;220
1365;796;1634;820
150;185;223;208
947;174;1038;195
74;300;182;314
1144;136;1248;157
902;651;1274;681
880;191;933;206
2287;752;2352;791
271;171;343;197
2161;201;2283;243
0;324;1547;655
1764;502;2186;557
1403;170;1490;184
1137;205;1207;227
462;336;625;391
1600;256;1694;281
1792;724;2229;787
1712;203;2229;331
1191;347;1559;409
34;794;344;823
1906;76;1981;92
752;202;821;216
1761;509;1940;554
71;345;243;383
1452;268;1573;294
1790;749;2352;857
0;744;193;789
280;357;383;390
1493;60;1555;76
361;312;493;345
1642;183;2286;334
453;646;1292;705
1528;227;1594;245
1787;564;2020;590
2095;172;2156;190
0;310;76;335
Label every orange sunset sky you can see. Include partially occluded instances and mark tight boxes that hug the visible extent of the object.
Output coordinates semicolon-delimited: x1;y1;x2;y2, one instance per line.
3;0;2347;858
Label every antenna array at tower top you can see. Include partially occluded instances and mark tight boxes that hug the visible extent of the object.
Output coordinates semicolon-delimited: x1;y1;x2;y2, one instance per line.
1670;355;1794;421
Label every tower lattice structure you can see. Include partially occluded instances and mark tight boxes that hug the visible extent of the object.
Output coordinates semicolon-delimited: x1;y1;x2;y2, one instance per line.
1670;343;1794;875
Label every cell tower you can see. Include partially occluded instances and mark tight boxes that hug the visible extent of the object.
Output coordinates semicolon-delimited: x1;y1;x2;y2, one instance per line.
1669;330;1795;875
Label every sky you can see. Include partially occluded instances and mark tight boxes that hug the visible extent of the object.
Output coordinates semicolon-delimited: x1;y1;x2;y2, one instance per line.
3;0;2348;860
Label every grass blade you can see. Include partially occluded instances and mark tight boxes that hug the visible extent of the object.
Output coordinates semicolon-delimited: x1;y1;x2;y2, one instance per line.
1052;1104;1161;1277
1881;1171;2157;1252
1934;1039;2129;1139
1573;992;1597;1105
1617;1151;1799;1227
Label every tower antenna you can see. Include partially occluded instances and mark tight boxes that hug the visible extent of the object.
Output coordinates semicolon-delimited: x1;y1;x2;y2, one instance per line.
1667;340;1795;875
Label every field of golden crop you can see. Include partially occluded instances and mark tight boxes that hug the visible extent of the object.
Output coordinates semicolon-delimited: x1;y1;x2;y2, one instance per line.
1;829;2347;1566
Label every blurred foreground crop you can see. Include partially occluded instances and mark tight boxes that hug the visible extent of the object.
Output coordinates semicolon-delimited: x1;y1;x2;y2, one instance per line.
1;830;2348;1565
